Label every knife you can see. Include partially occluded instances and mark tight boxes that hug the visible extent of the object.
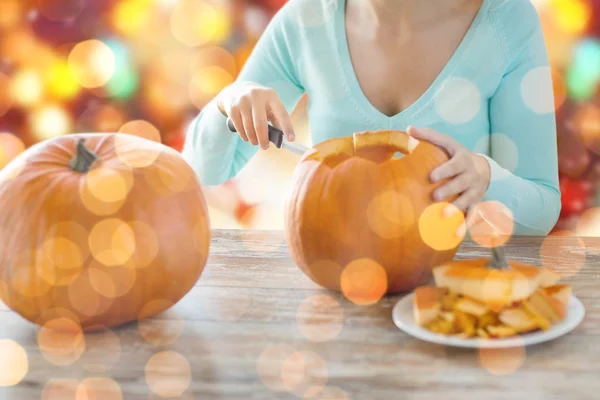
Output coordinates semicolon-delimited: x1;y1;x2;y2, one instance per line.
487;246;510;270
226;118;309;156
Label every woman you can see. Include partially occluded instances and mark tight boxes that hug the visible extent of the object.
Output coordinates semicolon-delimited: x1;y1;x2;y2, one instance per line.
182;0;561;235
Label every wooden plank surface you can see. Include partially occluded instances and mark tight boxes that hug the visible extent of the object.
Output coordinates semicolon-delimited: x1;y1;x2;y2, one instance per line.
1;230;599;400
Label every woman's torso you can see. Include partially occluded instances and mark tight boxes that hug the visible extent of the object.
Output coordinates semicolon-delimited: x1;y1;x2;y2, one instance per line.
290;0;504;155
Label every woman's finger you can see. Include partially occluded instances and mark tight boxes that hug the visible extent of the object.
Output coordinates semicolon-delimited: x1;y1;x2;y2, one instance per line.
252;98;270;149
433;171;471;202
268;98;295;142
406;126;461;155
431;154;467;183
229;109;248;142
451;188;479;212
241;100;258;146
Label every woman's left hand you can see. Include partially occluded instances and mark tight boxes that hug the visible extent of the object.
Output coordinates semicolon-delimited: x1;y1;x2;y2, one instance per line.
407;126;491;214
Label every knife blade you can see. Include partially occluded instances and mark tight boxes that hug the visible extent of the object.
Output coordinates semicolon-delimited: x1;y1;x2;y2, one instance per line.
226;118;309;156
487;245;510;270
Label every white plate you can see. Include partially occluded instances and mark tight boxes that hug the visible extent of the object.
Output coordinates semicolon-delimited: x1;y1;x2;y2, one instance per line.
392;293;585;348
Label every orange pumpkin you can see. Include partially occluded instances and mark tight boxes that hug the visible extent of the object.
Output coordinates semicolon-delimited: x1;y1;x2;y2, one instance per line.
284;130;465;299
0;134;210;331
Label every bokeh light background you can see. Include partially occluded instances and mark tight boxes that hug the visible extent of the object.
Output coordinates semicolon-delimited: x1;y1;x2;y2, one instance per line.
0;0;599;234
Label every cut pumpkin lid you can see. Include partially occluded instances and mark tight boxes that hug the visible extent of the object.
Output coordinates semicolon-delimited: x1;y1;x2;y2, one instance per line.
437;259;542;279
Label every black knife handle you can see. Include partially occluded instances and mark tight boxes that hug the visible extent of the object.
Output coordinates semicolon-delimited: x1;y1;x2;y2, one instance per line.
226;118;283;149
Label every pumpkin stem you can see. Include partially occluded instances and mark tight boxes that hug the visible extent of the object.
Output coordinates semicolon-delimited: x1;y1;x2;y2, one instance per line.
70;138;99;173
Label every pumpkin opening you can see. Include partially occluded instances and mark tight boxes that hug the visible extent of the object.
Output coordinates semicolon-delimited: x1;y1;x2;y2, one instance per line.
304;131;418;167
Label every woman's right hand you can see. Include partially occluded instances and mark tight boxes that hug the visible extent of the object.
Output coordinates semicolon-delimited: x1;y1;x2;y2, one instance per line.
216;82;296;149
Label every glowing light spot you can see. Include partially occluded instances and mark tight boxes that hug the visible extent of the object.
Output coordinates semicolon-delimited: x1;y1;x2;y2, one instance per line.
68;40;116;88
30;105;72;140
479;342;525;375
575;104;600;155
257;345;297;392
119;120;161;142
0;133;25;169
490;133;519;172
434;77;481;124
566;39;600;101
38;0;85;21
552;68;566;110
0;0;22;29
467;201;514;248
9;69;43;106
317;386;349;400
42;379;79;399
112;0;152;36
0;29;37;65
38;317;86;366
235;41;256;71
79;166;134;216
138;300;184;346
40;221;89;285
143;154;195;196
10;250;53;297
126;221;159;269
76;377;123;400
94;105;125;132
68;269;114;317
79;327;121;373
296;295;344;342
419;202;465;250
0;339;28;387
340;258;387;306
281;351;328;398
548;0;591;36
170;0;231;47
47;60;80;100
189;66;234;109
191;46;236;76
44;237;82;272
105;40;139;100
85;166;131;204
115;133;162;169
540;230;586;278
145;351;191;398
367;190;413;239
89;219;136;267
88;264;136;298
521;67;555;114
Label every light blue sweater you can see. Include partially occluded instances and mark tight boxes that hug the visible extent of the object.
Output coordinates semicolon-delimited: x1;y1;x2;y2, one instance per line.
182;0;561;235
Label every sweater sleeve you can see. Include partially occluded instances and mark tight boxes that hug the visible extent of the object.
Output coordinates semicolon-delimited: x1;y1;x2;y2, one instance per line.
479;0;561;235
181;4;305;186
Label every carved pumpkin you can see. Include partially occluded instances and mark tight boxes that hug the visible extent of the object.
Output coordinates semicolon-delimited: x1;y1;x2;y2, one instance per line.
284;130;465;299
0;134;210;331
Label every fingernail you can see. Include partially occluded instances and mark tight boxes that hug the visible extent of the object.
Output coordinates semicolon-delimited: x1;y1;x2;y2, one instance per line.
261;144;269;150
289;132;295;141
430;172;438;182
433;191;442;201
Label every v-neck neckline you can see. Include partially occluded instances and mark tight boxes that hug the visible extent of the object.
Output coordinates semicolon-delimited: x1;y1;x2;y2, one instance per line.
334;0;490;126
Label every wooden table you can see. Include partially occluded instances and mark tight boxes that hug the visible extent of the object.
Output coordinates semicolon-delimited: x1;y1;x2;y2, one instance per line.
1;230;599;400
